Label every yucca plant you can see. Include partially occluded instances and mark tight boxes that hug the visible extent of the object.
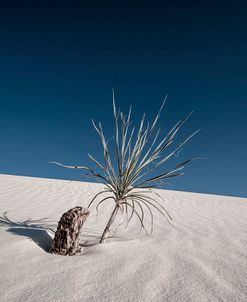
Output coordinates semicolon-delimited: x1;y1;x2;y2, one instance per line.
51;91;199;243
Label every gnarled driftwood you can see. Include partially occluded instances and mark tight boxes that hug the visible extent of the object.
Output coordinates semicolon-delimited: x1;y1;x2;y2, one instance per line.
50;206;89;256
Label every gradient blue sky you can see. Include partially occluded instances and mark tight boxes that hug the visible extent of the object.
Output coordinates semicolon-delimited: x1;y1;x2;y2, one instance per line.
0;1;246;197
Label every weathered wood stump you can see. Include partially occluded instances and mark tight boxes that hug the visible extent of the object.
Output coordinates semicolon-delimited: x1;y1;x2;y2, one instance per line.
49;206;89;256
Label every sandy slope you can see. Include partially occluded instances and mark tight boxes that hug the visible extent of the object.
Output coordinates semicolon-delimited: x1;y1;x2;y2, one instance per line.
0;174;246;302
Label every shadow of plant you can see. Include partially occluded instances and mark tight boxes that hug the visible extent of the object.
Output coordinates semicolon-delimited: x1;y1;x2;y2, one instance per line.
0;212;56;252
0;212;133;251
80;227;138;247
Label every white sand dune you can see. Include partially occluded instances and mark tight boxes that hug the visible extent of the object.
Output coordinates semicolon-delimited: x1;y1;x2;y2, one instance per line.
0;174;246;302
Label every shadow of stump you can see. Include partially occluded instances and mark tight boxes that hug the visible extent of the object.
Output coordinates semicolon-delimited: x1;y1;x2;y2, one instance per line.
7;227;53;251
0;212;55;252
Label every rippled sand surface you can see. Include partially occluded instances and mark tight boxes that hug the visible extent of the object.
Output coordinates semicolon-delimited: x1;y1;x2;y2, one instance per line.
0;174;246;302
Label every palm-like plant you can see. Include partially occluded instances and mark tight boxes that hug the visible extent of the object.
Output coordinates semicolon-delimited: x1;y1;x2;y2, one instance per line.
51;91;199;243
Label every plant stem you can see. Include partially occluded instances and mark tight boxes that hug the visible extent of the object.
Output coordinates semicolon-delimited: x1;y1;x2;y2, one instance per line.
99;204;119;243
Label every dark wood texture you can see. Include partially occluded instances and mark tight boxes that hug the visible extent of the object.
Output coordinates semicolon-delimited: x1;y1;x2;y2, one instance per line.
50;207;89;256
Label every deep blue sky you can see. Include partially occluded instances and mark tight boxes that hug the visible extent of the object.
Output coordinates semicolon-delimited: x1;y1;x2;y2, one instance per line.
0;1;246;197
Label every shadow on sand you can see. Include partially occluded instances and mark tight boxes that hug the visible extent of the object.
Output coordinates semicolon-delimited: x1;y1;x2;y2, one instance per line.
0;212;56;252
0;212;135;252
0;212;102;250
